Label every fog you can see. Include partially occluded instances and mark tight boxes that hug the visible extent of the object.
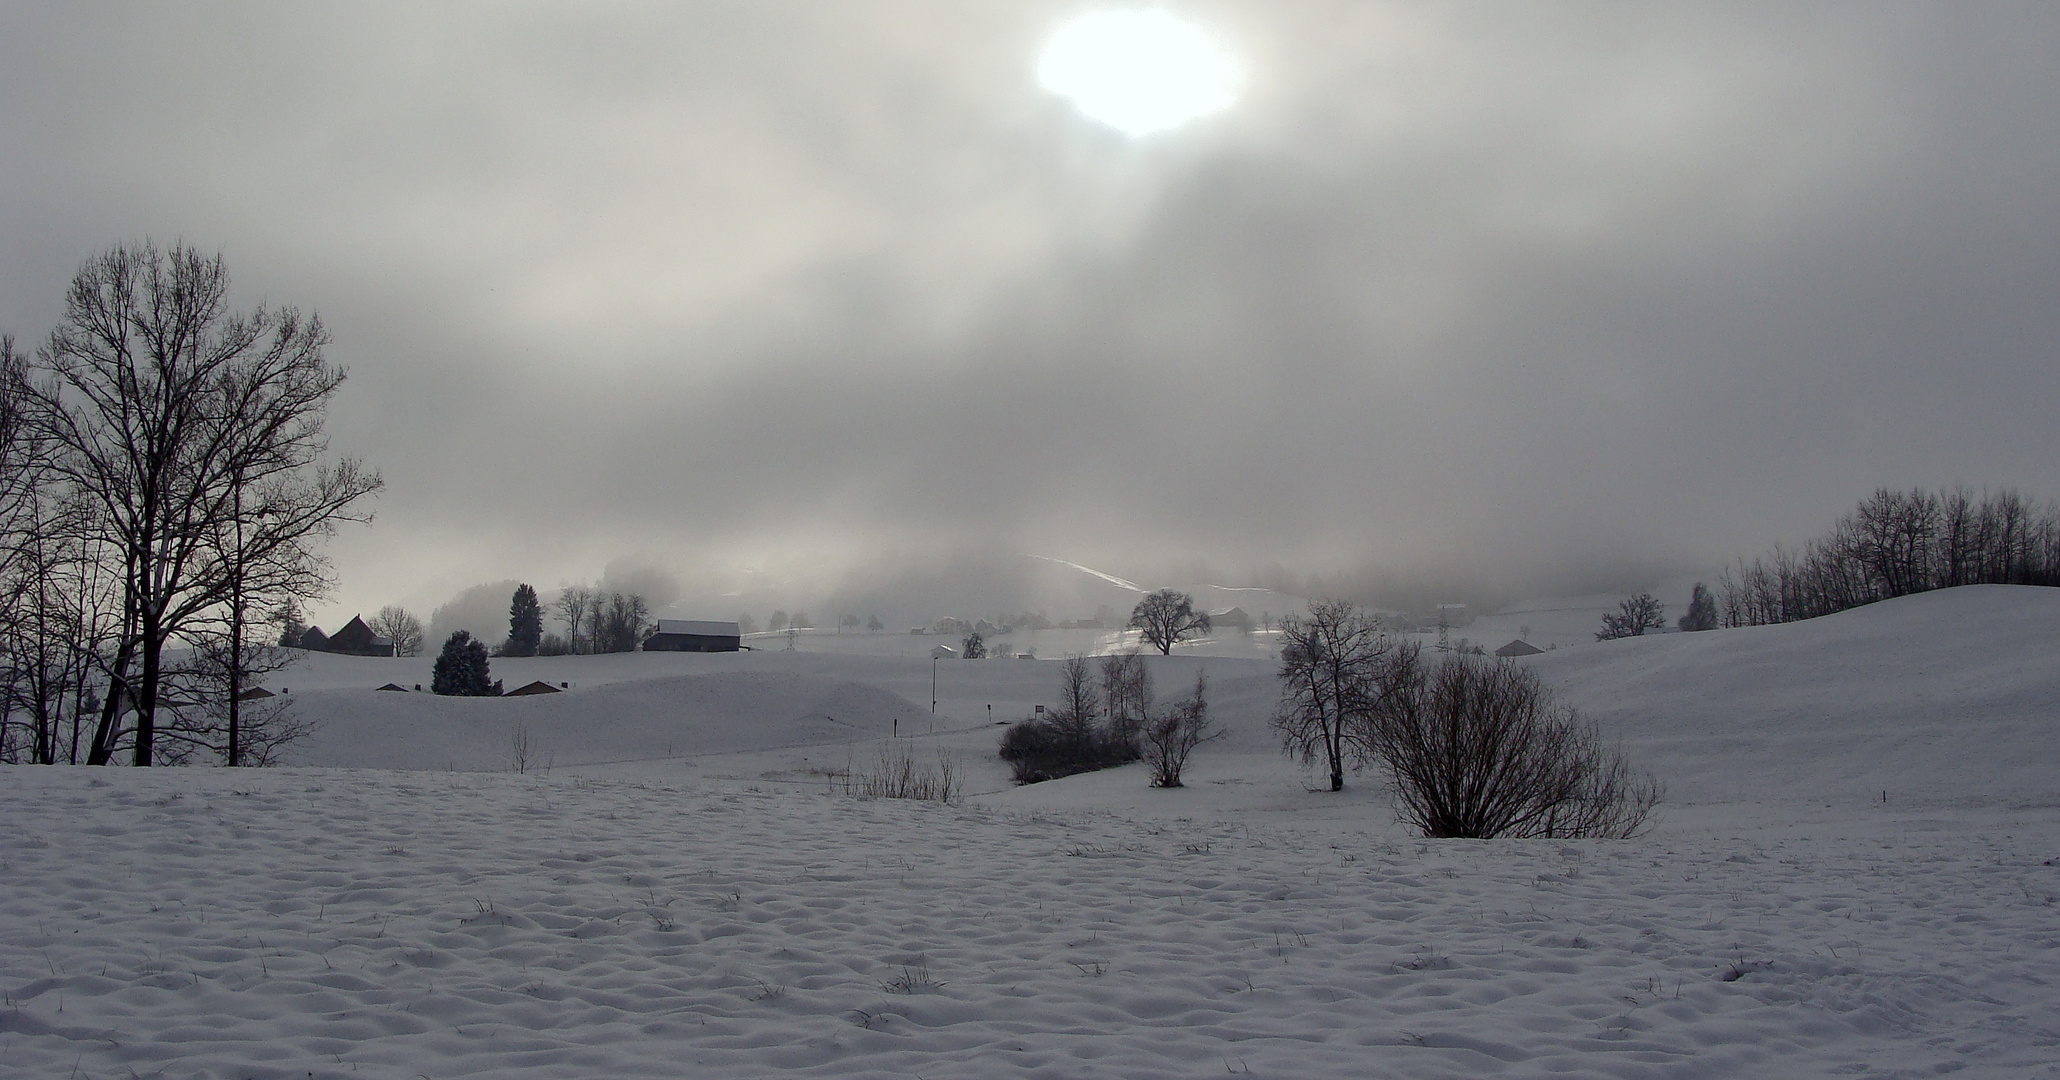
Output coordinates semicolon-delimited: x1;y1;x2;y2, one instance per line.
5;3;2057;627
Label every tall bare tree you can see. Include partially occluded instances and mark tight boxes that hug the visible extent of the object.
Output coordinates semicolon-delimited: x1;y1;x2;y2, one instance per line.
19;243;379;765
554;585;594;654
1098;651;1153;747
1271;600;1396;791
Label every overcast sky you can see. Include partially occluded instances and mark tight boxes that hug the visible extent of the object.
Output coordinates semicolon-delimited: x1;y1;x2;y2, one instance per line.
5;3;2058;625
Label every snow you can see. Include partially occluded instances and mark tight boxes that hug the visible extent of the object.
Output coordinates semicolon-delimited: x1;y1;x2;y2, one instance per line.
4;586;2058;1077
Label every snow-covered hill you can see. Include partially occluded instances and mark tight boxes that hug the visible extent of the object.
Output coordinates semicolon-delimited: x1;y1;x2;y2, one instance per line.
4;587;2056;1078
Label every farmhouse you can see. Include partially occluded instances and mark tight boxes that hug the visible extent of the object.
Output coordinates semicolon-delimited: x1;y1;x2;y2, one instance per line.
323;615;394;657
642;619;743;652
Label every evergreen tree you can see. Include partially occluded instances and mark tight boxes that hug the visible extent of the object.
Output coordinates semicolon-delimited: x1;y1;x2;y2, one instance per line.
506;583;543;657
1678;582;1719;631
274;599;308;648
431;631;494;696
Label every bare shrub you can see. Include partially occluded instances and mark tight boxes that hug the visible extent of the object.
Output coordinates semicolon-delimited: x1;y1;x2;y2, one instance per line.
1596;594;1666;640
845;743;959;803
1142;670;1219;788
1363;649;1661;839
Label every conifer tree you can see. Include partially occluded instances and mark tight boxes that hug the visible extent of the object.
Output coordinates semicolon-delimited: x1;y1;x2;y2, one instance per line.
432;631;494;696
506;584;543;657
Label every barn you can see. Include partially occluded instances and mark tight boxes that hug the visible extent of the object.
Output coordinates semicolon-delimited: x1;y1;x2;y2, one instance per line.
642;619;743;652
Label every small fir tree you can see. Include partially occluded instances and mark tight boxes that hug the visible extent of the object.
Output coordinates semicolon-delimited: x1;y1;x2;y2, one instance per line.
431;631;495;696
274;600;308;648
1678;582;1719;631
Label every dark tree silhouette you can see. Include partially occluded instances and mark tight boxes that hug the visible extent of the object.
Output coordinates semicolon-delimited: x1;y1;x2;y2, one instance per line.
431;631;494;696
1678;582;1718;631
1271;600;1395;791
1129;589;1210;655
506;584;543;657
19;243;379;764
1597;594;1666;640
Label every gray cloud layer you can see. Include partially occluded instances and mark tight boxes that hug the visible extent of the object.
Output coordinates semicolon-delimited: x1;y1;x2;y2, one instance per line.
5;3;2058;622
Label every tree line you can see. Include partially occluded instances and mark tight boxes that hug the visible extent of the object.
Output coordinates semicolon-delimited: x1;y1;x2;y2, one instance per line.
1716;487;2060;627
0;244;379;766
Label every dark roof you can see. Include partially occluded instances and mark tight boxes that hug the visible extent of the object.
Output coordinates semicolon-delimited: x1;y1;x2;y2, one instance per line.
1494;639;1545;657
376;682;410;692
235;687;275;700
298;626;329;649
504;680;563;697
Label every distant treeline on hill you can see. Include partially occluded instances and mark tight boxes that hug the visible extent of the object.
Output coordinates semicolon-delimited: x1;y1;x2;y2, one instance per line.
1718;487;2060;627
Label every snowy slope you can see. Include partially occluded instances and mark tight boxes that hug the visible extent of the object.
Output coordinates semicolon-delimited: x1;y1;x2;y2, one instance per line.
1530;584;2060;808
4;586;2058;1078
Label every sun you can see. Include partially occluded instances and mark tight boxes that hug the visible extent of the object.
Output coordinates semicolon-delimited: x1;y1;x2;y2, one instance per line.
1038;10;1238;136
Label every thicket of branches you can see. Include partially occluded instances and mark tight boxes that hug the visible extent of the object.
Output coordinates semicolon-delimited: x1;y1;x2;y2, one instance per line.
1362;647;1661;839
0;244;378;765
547;586;650;655
1718;487;2060;626
1273;601;1660;838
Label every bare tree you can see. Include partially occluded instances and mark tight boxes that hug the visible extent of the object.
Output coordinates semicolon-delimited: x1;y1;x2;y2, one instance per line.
593;592;650;653
369;605;424;657
1271;600;1395;791
1596;594;1666;640
1128;589;1210;655
554;585;594;654
1142;670;1218;788
1363;653;1661;839
154;637;313;766
19;243;379;765
1099;651;1153;749
1051;653;1101;751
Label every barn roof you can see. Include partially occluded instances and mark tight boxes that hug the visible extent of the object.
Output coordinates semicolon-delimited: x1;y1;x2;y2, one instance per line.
652;619;741;637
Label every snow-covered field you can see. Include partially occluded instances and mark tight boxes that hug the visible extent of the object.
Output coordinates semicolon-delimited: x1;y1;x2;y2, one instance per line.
5;586;2059;1078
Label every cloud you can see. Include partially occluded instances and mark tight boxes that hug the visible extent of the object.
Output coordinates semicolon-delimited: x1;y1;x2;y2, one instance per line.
5;3;2058;623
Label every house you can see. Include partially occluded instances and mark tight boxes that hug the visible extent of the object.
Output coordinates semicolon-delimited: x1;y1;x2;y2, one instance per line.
1207;607;1252;631
504;680;563;696
375;683;409;692
641;619;743;652
322;615;393;657
235;686;275;701
297;625;330;651
1494;639;1545;658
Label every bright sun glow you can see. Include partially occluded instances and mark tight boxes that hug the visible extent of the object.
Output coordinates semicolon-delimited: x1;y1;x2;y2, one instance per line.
1038;10;1238;136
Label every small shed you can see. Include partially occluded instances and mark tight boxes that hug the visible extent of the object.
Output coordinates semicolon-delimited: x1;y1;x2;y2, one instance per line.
235;687;275;701
642;619;743;653
375;683;410;692
504;680;563;697
1494;639;1545;658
